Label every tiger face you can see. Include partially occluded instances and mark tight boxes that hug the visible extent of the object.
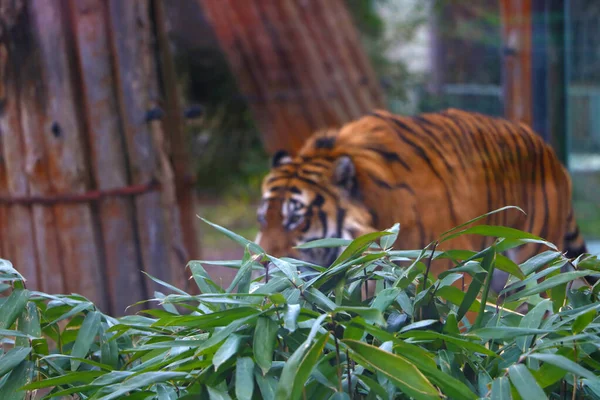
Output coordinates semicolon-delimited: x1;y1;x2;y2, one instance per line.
255;149;374;268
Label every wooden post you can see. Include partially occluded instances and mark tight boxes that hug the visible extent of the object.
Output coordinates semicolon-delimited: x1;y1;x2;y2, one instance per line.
500;0;533;126
0;0;198;315
199;0;386;155
152;0;202;290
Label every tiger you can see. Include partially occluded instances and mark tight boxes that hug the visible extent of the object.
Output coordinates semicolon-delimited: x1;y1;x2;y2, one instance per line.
254;108;595;295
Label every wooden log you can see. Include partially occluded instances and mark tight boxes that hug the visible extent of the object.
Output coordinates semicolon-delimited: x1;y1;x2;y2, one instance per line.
0;1;42;291
107;0;185;295
69;0;145;314
199;0;386;155
13;4;65;296
1;0;197;311
29;0;107;310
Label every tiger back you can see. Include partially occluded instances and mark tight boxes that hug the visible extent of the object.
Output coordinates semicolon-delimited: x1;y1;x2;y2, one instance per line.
255;108;590;291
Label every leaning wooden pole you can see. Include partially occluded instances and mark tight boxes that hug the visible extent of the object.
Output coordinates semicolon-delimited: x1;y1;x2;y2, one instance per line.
0;0;198;315
199;0;386;154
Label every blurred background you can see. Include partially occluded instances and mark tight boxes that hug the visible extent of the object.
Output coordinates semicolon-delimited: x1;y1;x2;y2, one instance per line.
1;0;598;315
182;0;599;262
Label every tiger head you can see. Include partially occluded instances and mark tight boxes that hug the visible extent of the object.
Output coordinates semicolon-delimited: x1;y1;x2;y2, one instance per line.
254;132;376;268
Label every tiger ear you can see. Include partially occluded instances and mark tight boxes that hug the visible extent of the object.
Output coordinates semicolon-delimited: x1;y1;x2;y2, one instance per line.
333;155;356;193
271;150;292;168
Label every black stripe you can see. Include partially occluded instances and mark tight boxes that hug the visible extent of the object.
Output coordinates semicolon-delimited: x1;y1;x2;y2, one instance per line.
565;244;588;259
413;204;426;248
367;173;416;195
366;146;411;171
371;114;458;225
565;227;580;242
407;116;456;175
368;209;379;228
336;207;346;238
414;115;469;174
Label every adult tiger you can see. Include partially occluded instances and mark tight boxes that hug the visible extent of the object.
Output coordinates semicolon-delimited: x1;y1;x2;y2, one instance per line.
254;108;593;292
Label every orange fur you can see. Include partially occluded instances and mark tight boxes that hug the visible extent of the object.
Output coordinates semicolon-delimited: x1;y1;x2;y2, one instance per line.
255;108;588;293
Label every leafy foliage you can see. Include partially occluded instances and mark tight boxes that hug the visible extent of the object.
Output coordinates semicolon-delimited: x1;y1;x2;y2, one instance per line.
1;209;600;399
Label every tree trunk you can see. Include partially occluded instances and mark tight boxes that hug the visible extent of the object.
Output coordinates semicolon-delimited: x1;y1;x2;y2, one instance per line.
199;0;386;154
500;0;533;125
0;0;198;315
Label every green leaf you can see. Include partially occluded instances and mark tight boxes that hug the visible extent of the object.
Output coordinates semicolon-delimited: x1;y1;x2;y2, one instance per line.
328;393;351;400
95;371;188;400
440;206;525;238
21;370;104;390
333;307;385;326
267;255;300;285
154;306;259;328
100;323;119;369
0;289;30;329
516;299;552;351
0;360;34;400
471;327;553;341
342;340;440;400
357;374;389;399
275;314;328;400
47;301;94;326
255;369;277;400
456;269;486;322
583;379;600;398
284;304;300;332
0;259;25;281
371;288;400;313
70;311;101;371
398;331;496;357
504;270;593;302
199;217;263;254
331;231;392;267
398;319;438;333
226;247;257;294
490;376;511;400
295;238;353;249
254;316;279;375
303;288;336;312
573;309;596;334
207;385;233;400
508;364;547;400
276;332;329;400
442;224;555;250
142;271;189;296
15;302;41;348
519;251;562;276
528;353;600;382
235;357;254;400
187;261;223;294
0;347;31;377
213;334;242;370
380;223;400;250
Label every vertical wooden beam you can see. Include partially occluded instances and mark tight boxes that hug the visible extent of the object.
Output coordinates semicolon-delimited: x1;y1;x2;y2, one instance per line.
0;2;40;289
199;0;386;155
152;0;201;290
500;0;533;126
107;0;187;295
69;0;145;314
30;0;108;309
